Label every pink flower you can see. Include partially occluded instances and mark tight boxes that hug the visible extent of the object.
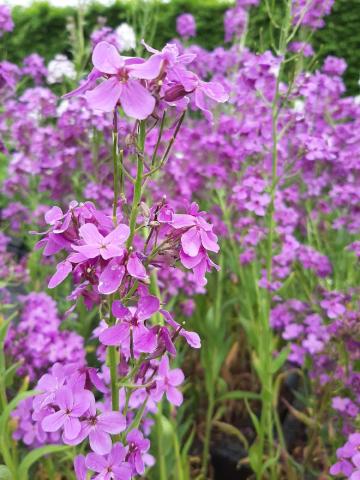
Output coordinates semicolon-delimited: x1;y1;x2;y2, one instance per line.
65;41;162;118
41;386;93;440
85;443;131;480
74;455;87;480
69;398;126;455
72;223;129;260
152;355;184;406
99;296;159;354
172;204;219;258
126;429;154;475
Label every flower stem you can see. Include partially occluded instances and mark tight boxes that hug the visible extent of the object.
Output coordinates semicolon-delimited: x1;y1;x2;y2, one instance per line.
126;121;145;249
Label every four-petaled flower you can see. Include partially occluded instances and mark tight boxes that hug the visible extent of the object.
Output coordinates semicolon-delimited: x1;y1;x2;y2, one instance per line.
73;223;129;260
42;386;92;440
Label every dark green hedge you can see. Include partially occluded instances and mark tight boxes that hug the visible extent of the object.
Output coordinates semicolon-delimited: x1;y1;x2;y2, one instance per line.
2;0;360;94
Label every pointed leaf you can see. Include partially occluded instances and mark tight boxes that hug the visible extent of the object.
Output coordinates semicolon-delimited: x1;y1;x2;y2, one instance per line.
18;445;70;479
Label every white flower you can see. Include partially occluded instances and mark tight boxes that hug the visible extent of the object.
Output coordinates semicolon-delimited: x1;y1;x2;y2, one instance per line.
115;23;136;52
293;99;304;113
47;54;76;84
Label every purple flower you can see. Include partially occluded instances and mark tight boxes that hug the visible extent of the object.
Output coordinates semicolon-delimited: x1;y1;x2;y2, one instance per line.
176;13;196;39
86;443;131;480
126;429;153;475
65;41;162;118
42;386;93;440
172;203;219;257
152;355;184;406
74;455;87;480
99;296;160;353
0;5;14;36
72;223;129;260
69;398;126;454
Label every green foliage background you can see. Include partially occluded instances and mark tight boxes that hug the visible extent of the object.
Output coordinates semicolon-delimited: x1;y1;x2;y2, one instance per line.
2;0;360;94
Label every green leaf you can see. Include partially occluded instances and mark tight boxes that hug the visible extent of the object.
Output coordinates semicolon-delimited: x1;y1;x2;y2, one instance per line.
271;346;290;374
248;441;262;474
0;316;13;345
217;390;260;403
0;390;39;440
0;465;12;480
5;362;23;388
244;399;260;435
259;448;281;476
18;445;70;479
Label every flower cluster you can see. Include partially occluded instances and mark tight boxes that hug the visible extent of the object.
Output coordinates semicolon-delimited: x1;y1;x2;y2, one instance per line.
5;292;85;381
0;4;14;37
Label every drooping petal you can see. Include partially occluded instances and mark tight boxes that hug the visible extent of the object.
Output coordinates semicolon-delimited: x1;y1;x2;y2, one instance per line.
74;455;87;480
98;260;125;295
192;257;208;286
92;41;124;74
181;227;201;257
127;253;148;280
48;260;72;289
89;428;112;455
120;79;155;120
200;229;219;253
129;54;163;80
63;68;102;99
85;77;122;112
134;451;145;475
194;88;213;122
179;249;203;269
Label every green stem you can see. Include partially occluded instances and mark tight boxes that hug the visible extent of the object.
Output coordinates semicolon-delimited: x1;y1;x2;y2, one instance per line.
112;113;120;224
156;402;168;480
201;391;215;478
257;2;293;479
126;121;145;249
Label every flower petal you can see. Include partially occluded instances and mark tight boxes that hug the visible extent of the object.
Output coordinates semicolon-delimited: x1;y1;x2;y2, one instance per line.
89;428;112;455
79;223;103;245
120;79;155;120
98;260;125;295
48;260;72;289
181;227;201;257
98;412;126;434
85;77;122;112
92;41;124;74
99;324;129;346
41;411;66;432
129;54;163;80
136;295;160;321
